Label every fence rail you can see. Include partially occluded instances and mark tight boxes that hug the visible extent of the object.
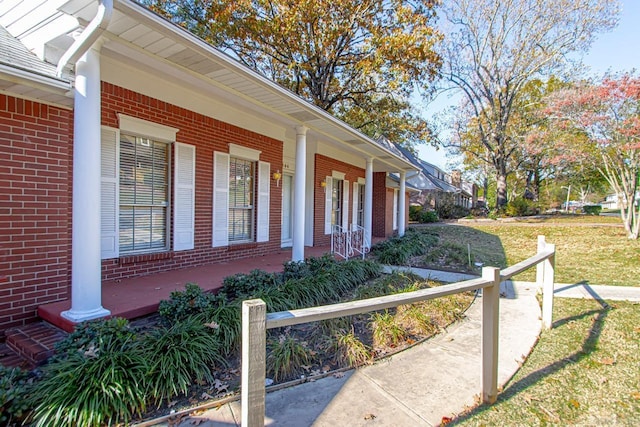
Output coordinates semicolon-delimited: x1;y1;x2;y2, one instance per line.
241;235;556;427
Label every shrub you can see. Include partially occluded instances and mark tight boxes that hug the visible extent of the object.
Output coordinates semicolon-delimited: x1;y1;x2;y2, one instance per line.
436;200;470;219
54;317;136;360
505;198;537;217
195;300;242;355
221;269;280;300
158;283;222;323
266;333;315;382
141;318;226;404
410;205;440;223
583;205;602;215
0;366;33;426
30;332;147;427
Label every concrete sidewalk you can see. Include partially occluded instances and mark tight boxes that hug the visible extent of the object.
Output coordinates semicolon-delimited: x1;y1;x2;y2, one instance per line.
154;269;640;427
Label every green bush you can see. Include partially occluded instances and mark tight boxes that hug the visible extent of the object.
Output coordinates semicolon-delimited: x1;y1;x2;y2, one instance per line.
30;331;147;427
158;283;222;323
435;201;470;219
409;206;440;223
221;269;280;300
0;366;33;426
141;318;226;404
54;317;136;360
583;205;602;215
505;198;537;217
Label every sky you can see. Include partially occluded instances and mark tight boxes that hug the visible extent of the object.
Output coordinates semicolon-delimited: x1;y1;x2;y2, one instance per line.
417;1;640;171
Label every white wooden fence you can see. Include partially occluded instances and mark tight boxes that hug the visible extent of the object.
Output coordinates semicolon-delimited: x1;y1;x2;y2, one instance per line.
241;235;556;426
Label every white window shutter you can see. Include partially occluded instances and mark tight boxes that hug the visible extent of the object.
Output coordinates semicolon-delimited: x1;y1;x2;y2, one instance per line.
342;180;350;231
101;127;119;259
324;176;333;234
257;161;270;242
174;143;195;251
212;152;230;247
393;189;399;230
352;181;359;228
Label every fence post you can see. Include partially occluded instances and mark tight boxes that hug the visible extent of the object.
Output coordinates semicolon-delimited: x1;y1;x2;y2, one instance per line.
542;244;556;329
241;299;267;427
481;266;500;404
536;235;546;288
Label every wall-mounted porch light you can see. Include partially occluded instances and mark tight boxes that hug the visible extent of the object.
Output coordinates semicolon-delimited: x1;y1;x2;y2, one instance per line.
272;170;282;187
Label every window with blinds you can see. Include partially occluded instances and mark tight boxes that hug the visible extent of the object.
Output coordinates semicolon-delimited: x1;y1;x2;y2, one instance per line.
229;157;255;242
119;133;169;253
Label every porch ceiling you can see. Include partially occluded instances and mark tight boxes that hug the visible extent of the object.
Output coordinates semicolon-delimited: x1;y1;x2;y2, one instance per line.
0;0;418;173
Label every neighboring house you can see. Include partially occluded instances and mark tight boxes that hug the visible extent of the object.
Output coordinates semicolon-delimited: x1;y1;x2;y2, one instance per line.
382;140;477;210
0;0;415;334
600;192;640;210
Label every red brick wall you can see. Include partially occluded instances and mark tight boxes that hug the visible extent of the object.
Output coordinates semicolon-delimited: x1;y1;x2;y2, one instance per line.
0;95;73;332
313;154;365;246
372;172;387;237
101;83;283;281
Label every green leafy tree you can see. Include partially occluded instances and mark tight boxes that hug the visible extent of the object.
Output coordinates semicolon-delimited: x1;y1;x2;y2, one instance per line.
437;0;619;207
144;0;442;148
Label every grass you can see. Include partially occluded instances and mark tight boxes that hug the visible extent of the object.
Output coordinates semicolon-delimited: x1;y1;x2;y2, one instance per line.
423;217;640;286
451;298;640;426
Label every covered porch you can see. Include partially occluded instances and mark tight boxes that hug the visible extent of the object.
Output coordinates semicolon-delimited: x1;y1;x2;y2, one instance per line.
38;241;383;333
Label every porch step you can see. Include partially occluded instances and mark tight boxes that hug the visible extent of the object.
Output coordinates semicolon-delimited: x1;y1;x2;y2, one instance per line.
5;322;68;367
0;343;31;369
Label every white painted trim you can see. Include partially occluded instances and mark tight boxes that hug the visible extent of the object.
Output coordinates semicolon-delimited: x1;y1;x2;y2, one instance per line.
118;113;178;142
332;170;346;180
229;143;261;161
357;177;365;185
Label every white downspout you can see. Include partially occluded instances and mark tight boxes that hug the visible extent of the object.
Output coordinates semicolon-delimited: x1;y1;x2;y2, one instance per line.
56;0;113;77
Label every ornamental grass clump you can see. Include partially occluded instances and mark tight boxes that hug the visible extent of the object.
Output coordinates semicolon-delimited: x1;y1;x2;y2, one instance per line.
371;228;438;265
266;333;315;382
370;311;407;348
141;318;226;404
29;328;147;427
332;328;373;367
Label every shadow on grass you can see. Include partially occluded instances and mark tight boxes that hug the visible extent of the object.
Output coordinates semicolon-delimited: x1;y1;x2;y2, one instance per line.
449;283;610;425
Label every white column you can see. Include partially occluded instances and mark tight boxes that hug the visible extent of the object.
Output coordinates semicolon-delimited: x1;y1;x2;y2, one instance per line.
398;171;406;237
292;126;308;261
364;158;373;247
62;45;110;322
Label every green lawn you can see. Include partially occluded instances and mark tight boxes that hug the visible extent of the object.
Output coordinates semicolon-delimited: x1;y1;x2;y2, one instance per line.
424;218;640;286
451;298;640;426
414;217;640;425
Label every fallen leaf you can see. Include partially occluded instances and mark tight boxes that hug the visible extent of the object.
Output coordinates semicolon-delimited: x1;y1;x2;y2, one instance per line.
631;392;640;400
441;416;453;425
168;400;178;408
201;392;214;400
568;398;580;409
301;364;312;371
322;365;331;372
310;369;321;376
333;372;345;378
599;357;615;366
204;321;219;330
363;413;376;420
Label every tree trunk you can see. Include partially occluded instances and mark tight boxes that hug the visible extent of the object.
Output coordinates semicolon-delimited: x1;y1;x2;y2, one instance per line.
496;173;508;208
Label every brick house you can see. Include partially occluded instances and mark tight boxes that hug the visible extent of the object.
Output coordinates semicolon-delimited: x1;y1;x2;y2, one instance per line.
0;0;414;334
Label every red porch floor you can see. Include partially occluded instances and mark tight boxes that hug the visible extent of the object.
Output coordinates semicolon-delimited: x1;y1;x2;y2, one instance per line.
38;245;340;332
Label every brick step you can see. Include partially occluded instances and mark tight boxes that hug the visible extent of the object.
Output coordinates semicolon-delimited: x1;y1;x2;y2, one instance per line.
0;343;31;369
5;322;68;366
